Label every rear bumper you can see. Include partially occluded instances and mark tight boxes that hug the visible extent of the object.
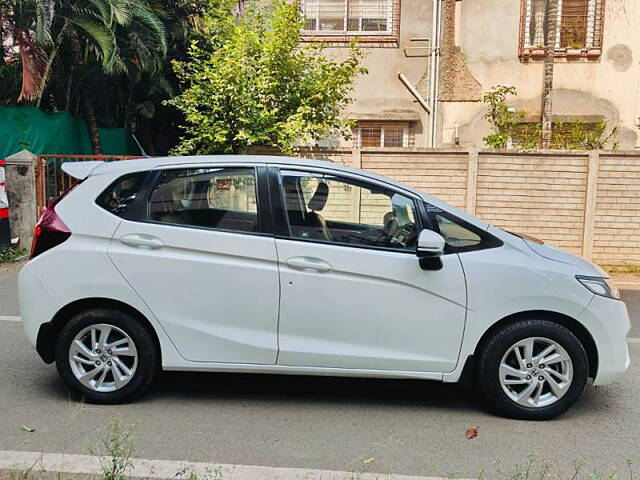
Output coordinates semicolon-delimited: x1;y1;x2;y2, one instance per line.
18;262;60;358
579;295;631;385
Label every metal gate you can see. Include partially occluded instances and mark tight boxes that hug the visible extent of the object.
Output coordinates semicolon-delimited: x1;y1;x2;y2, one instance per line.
36;154;141;215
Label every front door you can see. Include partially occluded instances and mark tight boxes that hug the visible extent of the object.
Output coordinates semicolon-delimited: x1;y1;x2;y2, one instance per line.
272;168;467;373
108;165;280;364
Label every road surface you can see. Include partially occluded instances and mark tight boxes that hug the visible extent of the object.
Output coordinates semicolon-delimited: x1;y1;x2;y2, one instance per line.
1;268;639;478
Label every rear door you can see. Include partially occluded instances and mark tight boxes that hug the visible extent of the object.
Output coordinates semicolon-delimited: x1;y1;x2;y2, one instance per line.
107;164;280;364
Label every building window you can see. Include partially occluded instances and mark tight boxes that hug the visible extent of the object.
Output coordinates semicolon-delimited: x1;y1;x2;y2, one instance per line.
520;0;604;58
357;122;412;148
301;0;398;40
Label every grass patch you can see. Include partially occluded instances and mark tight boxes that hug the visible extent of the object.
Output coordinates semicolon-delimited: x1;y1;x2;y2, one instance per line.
0;247;27;264
92;421;135;480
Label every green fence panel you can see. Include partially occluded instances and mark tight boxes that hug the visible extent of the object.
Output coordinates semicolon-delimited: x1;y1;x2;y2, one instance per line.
0;106;141;158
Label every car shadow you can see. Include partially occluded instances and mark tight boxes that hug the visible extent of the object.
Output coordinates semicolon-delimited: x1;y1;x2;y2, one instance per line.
145;370;485;413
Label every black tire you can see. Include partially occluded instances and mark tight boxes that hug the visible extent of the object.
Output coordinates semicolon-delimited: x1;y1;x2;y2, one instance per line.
476;319;589;420
55;308;160;404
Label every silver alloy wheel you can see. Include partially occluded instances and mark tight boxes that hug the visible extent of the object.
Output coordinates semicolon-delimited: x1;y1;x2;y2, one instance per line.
68;323;138;393
499;337;573;408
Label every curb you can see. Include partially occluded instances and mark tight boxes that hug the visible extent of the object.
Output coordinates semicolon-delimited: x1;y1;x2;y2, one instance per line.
0;450;473;480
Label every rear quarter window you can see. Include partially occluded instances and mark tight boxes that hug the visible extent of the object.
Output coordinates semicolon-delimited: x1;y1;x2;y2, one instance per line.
96;172;149;218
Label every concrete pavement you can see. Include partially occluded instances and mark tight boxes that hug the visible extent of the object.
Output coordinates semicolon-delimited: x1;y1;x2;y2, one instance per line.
1;268;639;478
0;268;19;316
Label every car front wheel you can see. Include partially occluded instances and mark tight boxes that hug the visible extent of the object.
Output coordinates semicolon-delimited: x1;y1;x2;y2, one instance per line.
55;308;159;403
477;319;589;420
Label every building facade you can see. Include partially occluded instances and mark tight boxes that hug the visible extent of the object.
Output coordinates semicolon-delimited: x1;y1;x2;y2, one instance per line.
300;0;437;148
303;0;640;150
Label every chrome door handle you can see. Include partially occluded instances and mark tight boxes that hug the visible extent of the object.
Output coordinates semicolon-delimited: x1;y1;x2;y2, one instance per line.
285;257;332;273
120;234;164;250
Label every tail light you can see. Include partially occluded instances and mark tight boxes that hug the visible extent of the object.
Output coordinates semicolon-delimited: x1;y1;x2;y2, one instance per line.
30;190;75;259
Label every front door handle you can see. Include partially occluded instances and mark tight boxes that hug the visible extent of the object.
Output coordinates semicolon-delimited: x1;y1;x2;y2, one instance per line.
285;257;332;273
120;234;164;250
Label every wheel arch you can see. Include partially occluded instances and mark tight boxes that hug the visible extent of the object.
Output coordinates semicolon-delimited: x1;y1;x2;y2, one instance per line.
473;310;599;379
37;298;161;364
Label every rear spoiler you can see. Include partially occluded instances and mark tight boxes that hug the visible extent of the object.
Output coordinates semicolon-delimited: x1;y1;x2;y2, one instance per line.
61;161;104;180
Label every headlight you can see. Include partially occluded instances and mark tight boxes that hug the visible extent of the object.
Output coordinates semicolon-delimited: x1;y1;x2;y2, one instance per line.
576;276;620;300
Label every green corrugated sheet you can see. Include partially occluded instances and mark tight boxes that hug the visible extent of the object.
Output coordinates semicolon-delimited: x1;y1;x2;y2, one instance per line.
0;106;141;158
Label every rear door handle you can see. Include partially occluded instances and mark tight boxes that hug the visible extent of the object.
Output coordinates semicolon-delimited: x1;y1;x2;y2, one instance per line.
285;257;332;273
120;234;164;250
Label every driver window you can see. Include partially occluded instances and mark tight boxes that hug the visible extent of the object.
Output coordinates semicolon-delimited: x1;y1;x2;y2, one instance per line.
280;170;418;251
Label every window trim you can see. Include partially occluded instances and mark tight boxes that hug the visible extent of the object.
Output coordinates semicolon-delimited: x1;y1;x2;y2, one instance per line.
518;0;605;61
300;0;400;44
114;165;275;237
269;165;423;254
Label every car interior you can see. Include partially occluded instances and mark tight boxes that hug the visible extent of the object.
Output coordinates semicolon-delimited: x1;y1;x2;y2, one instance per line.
147;169;259;233
281;173;418;250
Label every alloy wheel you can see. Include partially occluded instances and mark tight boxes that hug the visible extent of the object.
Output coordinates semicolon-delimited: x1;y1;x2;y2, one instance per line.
499;337;573;408
68;323;138;393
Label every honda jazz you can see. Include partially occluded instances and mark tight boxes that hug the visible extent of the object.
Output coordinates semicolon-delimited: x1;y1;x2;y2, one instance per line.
19;155;630;419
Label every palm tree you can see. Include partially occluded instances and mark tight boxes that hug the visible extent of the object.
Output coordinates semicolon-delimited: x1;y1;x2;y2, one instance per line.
1;0;54;101
44;0;167;153
541;0;559;149
3;0;168;153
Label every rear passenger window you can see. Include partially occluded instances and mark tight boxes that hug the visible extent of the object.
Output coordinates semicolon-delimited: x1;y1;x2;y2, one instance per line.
96;172;149;217
147;167;259;233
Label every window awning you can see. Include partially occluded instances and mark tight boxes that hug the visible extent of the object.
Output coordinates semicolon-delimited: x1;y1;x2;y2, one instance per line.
349;110;422;121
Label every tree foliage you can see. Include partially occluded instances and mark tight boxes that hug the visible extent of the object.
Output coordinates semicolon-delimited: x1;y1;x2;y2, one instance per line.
482;85;618;150
167;0;367;154
1;0;203;153
482;85;520;149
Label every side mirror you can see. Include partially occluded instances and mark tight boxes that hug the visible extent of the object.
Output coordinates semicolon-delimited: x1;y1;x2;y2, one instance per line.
416;229;445;270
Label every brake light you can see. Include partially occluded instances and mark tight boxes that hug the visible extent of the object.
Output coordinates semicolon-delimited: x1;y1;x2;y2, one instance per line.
30;194;73;259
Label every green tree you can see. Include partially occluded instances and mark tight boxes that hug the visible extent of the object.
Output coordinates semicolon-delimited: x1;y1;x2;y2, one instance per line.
1;0;195;154
167;0;366;154
482;85;521;149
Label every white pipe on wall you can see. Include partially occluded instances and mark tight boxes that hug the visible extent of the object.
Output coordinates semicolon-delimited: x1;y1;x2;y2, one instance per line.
430;0;442;148
398;72;432;114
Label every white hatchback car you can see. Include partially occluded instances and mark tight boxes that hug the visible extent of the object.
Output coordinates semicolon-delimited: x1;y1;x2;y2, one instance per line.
19;155;630;419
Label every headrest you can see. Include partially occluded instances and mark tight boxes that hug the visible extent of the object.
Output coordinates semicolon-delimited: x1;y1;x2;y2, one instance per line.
308;182;329;212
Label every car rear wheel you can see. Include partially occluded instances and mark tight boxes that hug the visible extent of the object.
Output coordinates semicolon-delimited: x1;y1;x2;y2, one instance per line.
55;308;159;403
476;319;589;420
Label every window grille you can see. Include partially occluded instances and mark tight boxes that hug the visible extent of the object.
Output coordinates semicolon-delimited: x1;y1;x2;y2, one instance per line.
302;0;393;35
357;122;412;148
521;0;604;52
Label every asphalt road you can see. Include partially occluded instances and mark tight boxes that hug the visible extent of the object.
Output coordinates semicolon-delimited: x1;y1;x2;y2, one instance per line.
1;268;640;479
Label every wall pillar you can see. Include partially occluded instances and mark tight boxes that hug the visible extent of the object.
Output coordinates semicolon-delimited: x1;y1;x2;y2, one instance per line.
5;150;38;250
465;149;479;215
351;148;362;222
582;151;600;260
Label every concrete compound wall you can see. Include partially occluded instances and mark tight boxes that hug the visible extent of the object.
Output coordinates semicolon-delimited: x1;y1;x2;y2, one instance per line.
295;147;640;266
4;148;638;266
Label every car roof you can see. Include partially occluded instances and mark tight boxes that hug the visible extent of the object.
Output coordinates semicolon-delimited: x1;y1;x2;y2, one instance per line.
92;154;411;192
93;154;348;174
87;154;490;230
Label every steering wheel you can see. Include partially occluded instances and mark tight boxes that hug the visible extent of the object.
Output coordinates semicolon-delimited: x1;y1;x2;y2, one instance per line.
388;222;417;248
382;212;417;248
